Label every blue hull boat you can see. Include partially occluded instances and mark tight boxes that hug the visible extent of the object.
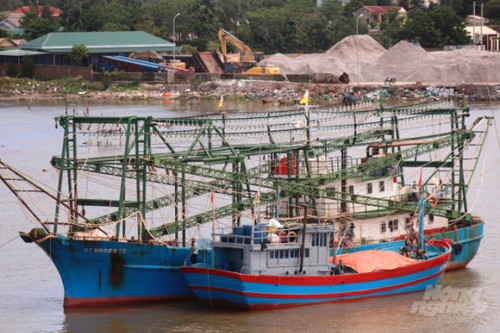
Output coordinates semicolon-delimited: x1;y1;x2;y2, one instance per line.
182;219;452;310
338;222;483;271
25;233;211;307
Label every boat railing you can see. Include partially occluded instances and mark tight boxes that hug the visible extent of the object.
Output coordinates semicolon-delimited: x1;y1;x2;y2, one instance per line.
214;225;299;246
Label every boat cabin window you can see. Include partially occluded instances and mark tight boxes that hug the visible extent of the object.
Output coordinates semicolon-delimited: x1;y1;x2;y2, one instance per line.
388;219;399;232
405;217;412;228
380;222;387;233
429;214;434;224
279;250;289;259
348;185;354;194
367;183;373;194
379;181;385;192
312;233;328;247
269;249;304;260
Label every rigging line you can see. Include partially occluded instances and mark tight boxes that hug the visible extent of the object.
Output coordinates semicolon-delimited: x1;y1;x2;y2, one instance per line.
0;234;20;250
491;111;500;150
0;136;62;156
451;129;489;223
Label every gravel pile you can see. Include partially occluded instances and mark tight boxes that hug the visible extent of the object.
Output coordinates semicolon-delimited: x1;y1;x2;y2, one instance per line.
262;35;500;83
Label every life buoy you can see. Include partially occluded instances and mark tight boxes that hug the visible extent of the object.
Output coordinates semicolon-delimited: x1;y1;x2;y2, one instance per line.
426;195;438;208
287;231;297;243
453;243;463;255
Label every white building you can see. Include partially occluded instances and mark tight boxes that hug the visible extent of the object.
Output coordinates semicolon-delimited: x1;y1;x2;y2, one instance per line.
465;25;499;51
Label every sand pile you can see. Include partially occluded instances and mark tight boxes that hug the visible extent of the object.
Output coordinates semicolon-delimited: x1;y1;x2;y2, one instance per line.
326;35;386;63
364;41;438;82
262;35;385;80
261;35;500;83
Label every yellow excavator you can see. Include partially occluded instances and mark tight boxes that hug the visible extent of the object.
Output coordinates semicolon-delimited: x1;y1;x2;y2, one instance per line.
218;28;280;75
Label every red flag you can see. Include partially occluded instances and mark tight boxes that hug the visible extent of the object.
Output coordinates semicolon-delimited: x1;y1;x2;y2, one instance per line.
417;169;423;188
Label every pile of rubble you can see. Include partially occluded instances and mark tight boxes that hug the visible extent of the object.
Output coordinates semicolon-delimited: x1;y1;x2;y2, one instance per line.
262;35;500;84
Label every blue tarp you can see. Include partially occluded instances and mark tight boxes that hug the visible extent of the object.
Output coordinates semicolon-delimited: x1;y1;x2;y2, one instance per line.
101;55;167;72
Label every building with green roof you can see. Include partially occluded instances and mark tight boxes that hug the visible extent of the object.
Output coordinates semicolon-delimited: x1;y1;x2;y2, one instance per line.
15;31;175;69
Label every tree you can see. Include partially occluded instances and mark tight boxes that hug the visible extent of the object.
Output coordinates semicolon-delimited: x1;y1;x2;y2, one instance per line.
102;22;130;31
68;44;89;66
20;56;34;78
181;0;223;51
429;5;469;46
181;44;198;55
66;0;142;32
320;0;365;48
344;0;377;17
21;8;60;40
0;0;23;11
485;0;500;23
398;6;468;48
380;8;406;48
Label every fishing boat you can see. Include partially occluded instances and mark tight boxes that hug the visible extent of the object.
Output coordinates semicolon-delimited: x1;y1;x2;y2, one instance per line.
0;115;221;307
0;157;211;307
268;101;491;271
0;99;489;307
181;198;452;310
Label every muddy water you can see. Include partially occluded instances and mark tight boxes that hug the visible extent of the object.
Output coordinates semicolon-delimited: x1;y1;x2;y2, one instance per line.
0;99;499;333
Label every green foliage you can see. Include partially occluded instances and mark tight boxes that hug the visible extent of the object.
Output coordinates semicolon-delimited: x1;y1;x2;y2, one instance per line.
67;0;143;32
245;4;329;54
399;6;468;48
102;70;125;90
68;44;89;66
207;41;220;52
19;57;34;78
440;0;465;14
485;0;500;23
32;0;472;53
181;44;198;55
5;63;18;77
0;0;23;11
21;10;60;40
102;22;130;31
380;8;407;48
344;0;376;17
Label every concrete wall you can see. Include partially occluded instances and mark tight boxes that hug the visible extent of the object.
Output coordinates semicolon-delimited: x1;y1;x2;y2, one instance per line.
0;63;340;84
34;65;92;80
91;72;192;83
0;64;92;80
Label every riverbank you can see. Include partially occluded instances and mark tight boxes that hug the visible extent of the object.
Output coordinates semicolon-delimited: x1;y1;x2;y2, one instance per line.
1;76;499;104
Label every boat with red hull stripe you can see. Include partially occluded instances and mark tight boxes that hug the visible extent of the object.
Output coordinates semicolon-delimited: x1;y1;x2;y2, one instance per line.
181;216;452;310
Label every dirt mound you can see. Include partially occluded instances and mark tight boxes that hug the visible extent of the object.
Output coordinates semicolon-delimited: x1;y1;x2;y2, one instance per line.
262;36;500;83
327;35;386;63
377;40;432;64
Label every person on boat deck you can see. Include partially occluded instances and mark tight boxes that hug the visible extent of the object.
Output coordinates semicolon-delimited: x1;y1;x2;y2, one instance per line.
190;238;198;264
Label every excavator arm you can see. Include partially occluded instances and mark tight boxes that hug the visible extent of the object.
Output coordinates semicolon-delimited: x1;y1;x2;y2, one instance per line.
218;28;255;64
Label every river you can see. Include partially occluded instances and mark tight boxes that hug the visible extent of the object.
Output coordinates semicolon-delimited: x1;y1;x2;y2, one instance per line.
0;99;499;333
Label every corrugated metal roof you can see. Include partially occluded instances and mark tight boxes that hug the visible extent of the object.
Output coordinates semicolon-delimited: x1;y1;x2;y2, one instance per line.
362;6;405;13
0;49;48;56
12;6;62;16
21;31;174;54
465;26;499;36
